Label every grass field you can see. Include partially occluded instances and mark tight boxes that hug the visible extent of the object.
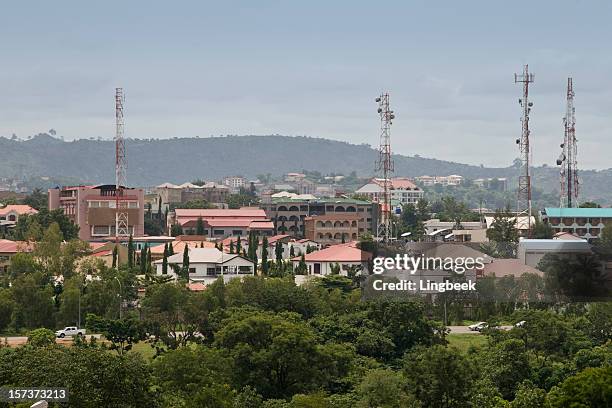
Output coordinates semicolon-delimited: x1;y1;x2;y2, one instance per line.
129;341;157;360
446;333;488;353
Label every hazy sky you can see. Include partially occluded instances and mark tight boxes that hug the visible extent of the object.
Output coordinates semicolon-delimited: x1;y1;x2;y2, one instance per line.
1;1;611;169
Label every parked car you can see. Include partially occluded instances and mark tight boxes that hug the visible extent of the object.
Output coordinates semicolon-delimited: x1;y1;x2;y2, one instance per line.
55;326;86;338
468;322;488;332
514;320;526;328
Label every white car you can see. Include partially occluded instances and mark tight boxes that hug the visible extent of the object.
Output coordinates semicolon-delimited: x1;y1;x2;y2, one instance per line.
55;326;86;338
514;320;526;328
468;322;488;332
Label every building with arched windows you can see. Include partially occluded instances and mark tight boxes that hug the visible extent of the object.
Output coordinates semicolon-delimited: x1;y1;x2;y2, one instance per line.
304;213;360;245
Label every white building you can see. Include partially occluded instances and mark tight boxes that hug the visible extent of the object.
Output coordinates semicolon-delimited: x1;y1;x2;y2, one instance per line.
517;238;591;268
223;176;247;191
355;177;423;206
414;175;464;186
291;242;371;276
154;247;254;285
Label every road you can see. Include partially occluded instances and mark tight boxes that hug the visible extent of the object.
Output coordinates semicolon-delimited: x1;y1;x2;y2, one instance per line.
2;334;101;346
447;325;513;334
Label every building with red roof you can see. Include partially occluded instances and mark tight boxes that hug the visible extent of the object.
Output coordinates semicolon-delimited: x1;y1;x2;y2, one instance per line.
0;239;34;273
291;242;372;276
171;207;274;238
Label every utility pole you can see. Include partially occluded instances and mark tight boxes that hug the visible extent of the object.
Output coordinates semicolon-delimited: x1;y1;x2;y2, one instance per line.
514;65;534;237
375;93;395;243
115;88;129;241
557;78;578;208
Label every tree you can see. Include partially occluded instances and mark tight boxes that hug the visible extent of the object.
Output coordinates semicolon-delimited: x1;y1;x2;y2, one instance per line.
539;253;608;301
547;366;612;408
0;345;155;406
229;240;235;254
85;314;147;355
0;289;15;332
21;188;48;210
236;236;242;254
196;217;206;235
127;234;135;268
403;345;476;408
171;223;183;237
112;245;118;269
11;272;55;330
27;328;56;347
181;244;190;279
162;243;169;275
261;236;269;275
296;254;307;275
142;283;202;351
357;369;421;408
275;240;283;264
579;201;601;208
151;345;234;407
213;309;352;399
140;244;148;275
485;207;519;258
532;220;554;239
12;208;79;241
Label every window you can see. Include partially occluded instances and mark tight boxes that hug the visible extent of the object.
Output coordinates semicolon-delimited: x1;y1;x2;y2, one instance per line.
207;268;217;276
128;202;139;209
189;268;196;274
213;229;225;236
92;225;111;236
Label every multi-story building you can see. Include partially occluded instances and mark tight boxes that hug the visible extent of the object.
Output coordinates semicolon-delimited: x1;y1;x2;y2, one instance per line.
414;174;464;186
151;182;230;214
48;184;145;241
223;176;247;192
355;177;423;207
171;208;274;238
261;197;376;238
542;207;612;240
0;205;38;224
305;213;360;244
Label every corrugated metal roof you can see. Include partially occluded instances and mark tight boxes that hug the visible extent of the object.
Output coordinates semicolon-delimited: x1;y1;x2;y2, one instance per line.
544;207;612;218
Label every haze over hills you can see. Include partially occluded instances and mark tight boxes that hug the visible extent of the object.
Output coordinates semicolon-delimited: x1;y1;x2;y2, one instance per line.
1;134;611;204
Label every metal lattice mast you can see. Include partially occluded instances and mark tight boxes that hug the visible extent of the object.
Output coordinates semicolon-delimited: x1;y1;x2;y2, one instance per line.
375;93;395;242
115;87;129;240
514;65;534;237
557;78;578;208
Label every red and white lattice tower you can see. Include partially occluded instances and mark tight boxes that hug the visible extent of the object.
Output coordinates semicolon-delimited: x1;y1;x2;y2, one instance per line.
375;93;395;242
115;87;129;240
557;78;578;208
514;65;534;237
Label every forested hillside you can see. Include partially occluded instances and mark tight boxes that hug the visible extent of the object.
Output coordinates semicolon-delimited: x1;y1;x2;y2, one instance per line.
1;134;611;204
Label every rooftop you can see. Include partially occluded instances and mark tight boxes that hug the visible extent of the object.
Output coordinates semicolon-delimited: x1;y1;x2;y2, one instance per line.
544;207;612;218
293;242;371;263
0;205;38;217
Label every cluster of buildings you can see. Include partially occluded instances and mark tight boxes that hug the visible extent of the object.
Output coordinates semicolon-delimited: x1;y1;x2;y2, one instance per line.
0;168;611;293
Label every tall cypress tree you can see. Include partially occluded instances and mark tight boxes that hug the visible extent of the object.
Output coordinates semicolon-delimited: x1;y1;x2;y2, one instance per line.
127;234;134;269
261;236;269;275
181;244;190;279
112;245;118;268
162;243;169;275
147;246;153;274
236;236;241;253
229;240;234;254
196;217;205;235
275;240;283;264
168;241;175;255
140;244;147;274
